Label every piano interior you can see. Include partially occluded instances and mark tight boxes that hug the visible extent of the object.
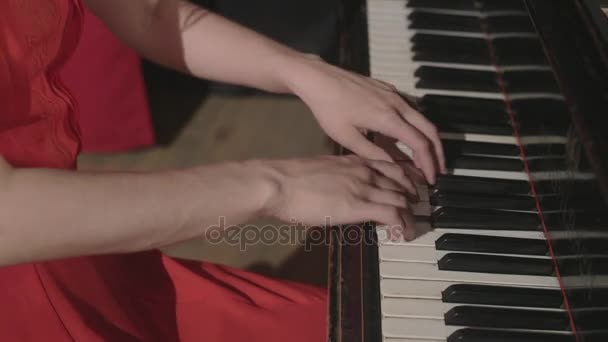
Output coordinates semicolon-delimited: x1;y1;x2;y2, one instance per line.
329;0;608;341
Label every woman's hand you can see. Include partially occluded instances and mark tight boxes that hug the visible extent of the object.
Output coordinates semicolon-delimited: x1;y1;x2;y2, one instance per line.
280;54;446;185
259;155;418;240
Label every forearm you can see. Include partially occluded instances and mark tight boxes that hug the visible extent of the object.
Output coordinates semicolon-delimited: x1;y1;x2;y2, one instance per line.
0;160;272;266
86;0;308;93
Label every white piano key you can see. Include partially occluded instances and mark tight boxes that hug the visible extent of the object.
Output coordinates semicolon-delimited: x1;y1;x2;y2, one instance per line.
404;8;528;18
382;317;573;340
382;279;452;299
379;261;560;288
438;133;568;145
379;245;551;264
448;168;530;180
376;224;548;247
381;298;566;319
409;29;539;40
448;168;596;181
382;317;459;340
380;278;556;300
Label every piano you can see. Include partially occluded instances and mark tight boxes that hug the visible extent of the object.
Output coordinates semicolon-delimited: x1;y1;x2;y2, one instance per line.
328;1;608;341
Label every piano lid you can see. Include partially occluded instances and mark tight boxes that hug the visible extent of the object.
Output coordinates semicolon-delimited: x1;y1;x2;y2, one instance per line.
524;0;608;206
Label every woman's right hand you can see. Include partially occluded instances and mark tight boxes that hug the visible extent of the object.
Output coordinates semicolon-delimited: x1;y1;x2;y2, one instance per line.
258;155;418;240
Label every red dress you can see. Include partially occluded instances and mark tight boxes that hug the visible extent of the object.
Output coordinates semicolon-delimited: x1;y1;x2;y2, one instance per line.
60;7;155;153
0;1;327;341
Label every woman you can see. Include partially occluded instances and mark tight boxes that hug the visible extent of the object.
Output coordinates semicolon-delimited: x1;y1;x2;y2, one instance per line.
0;0;445;341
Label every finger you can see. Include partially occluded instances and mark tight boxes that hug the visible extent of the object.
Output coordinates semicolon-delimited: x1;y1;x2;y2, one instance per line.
335;127;393;162
364;160;418;197
369;114;437;184
370;78;398;92
396;160;426;185
353;201;407;228
358;203;416;241
371;176;406;193
360;186;408;209
389;217;416;241
397;104;447;173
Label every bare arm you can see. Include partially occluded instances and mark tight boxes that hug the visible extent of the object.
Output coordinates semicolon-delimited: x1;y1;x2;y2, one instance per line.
84;0;445;182
84;0;298;93
0;155;416;266
0;156;273;266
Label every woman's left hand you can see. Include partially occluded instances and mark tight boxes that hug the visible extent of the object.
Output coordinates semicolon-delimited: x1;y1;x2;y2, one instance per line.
281;54;446;185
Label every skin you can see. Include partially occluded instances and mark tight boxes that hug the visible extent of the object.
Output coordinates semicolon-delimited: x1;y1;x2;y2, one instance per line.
0;0;444;266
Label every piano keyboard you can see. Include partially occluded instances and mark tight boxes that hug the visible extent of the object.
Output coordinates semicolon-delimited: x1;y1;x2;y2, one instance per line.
368;0;608;341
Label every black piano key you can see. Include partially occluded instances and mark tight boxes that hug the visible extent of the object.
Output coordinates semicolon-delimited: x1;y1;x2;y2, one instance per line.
573;309;608;330
444;140;520;157
493;38;548;65
416;67;560;94
544;211;608;230
409;12;535;34
420;95;570;134
438;253;554;276
431;193;537;211
511;98;572;126
434;175;532;195
436;234;548;255
534;179;599;197
408;0;527;11
420;95;509;124
444;140;566;158
444;306;570;330
442;284;563;308
415;66;501;93
527;157;568;171
436;118;513;136
412;35;492;65
518;121;569;136
407;0;478;11
580;332;608;342
557;258;608;276
432;207;540;230
412;35;547;66
448;328;575;342
502;70;561;93
446;155;524;171
486;15;536;33
554;238;608;256
409;13;484;33
524;143;566;157
538;194;604;212
568;288;608;308
438;122;515;135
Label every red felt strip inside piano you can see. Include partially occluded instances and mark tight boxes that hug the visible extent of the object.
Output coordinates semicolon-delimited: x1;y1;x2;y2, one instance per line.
480;20;580;341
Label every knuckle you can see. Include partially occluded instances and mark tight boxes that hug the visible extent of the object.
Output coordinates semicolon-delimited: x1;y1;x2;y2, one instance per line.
359;167;374;181
412;137;431;151
352;182;370;198
345;155;362;164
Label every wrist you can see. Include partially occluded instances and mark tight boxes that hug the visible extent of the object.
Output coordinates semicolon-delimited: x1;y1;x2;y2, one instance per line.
272;51;324;95
240;160;283;218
